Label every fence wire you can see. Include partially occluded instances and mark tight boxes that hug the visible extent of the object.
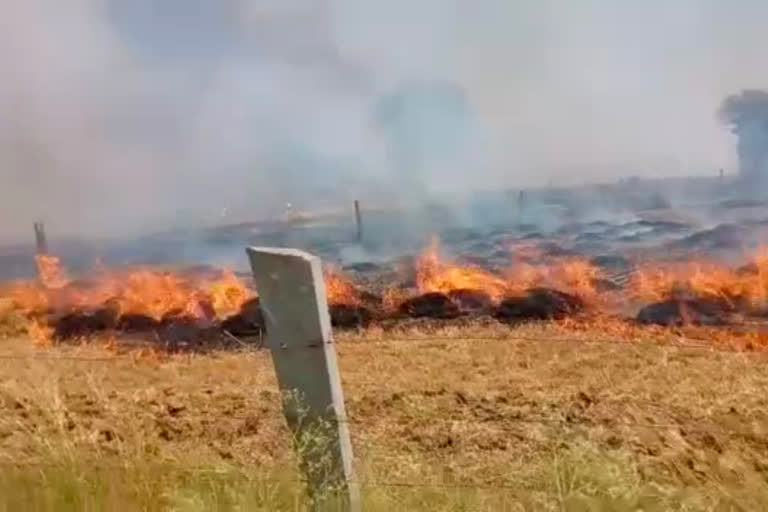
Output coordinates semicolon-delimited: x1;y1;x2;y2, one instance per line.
0;459;527;491
1;330;767;363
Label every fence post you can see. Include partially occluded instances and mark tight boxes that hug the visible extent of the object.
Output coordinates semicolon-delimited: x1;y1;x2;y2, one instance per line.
245;247;360;511
33;222;48;255
353;200;363;243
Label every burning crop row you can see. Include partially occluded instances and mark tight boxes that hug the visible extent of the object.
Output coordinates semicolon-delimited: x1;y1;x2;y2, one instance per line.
18;255;253;321
3;238;768;348
417;237;604;302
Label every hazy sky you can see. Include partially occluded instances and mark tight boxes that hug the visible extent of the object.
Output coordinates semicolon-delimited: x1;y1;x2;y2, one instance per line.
1;0;766;242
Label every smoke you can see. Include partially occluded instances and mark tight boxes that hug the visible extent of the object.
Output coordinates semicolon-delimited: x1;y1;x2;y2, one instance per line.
374;81;473;201
2;0;768;243
718;90;768;190
0;0;387;243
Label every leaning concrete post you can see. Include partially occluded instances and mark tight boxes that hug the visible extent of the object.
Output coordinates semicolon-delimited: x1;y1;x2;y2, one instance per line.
246;247;360;511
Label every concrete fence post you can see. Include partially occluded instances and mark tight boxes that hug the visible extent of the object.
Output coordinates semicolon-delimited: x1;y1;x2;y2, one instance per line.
245;247;360;511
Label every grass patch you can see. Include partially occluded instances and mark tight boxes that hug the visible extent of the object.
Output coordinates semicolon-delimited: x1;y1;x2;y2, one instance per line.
3;444;768;511
0;462;304;512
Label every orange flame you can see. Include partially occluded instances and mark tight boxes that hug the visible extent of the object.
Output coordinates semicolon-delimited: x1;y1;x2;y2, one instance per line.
628;247;768;309
3;260;255;323
27;319;54;347
415;237;602;302
3;255;372;333
324;267;361;305
503;259;601;300
6;240;768;347
35;254;69;289
416;236;511;299
206;269;251;318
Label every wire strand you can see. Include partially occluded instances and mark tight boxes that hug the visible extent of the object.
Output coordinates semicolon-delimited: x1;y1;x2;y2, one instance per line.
0;330;765;362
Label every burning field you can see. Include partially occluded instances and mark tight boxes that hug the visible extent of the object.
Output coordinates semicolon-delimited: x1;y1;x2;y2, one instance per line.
5;211;768;509
5;213;768;351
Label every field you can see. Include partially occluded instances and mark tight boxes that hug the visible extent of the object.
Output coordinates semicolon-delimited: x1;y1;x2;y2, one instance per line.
2;321;768;511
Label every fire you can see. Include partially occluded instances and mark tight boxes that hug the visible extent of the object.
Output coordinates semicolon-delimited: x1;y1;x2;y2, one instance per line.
628;247;768;309
417;236;511;299
410;236;768;315
556;260;601;299
2;254;367;338
2;261;255;323
0;253;373;345
35;254;69;289
416;237;602;302
503;259;600;300
27;319;54;347
207;269;252;318
6;237;768;348
324;267;361;305
382;287;410;312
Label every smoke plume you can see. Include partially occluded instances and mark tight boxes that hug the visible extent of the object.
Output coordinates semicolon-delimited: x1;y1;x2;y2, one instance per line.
2;0;768;243
718;90;768;190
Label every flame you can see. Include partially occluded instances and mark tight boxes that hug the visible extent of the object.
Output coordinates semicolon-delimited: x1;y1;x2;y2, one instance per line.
628;247;768;309
557;260;601;299
27;319;54;347
503;259;601;300
2;260;256;323
415;237;602;303
207;269;252;318
382;287;410;312
2;255;370;340
416;236;511;299
324;267;361;305
7;239;768;348
35;254;69;289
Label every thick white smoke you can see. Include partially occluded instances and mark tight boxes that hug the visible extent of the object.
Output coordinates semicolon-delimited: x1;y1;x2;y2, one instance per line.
2;0;768;243
719;90;768;191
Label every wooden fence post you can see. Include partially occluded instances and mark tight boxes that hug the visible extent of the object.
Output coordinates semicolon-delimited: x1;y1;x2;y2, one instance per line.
245;247;360;511
33;222;48;255
353;200;363;243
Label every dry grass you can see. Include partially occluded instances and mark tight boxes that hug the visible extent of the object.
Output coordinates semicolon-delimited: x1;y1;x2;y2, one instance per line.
0;299;26;340
2;320;768;510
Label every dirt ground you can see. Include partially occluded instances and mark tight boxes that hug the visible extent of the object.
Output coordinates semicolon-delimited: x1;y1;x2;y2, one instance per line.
2;322;768;510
